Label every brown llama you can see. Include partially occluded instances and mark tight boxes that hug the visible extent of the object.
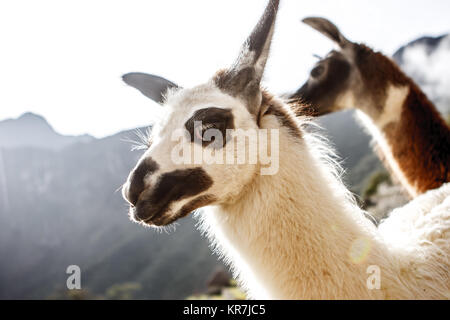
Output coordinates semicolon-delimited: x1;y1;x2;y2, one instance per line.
288;17;450;198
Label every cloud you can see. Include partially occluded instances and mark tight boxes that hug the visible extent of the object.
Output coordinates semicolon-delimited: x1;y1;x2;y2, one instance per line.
400;35;450;114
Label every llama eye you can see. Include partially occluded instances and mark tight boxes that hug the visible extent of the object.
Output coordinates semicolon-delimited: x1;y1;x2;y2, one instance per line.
311;65;325;78
194;123;217;141
185;107;234;146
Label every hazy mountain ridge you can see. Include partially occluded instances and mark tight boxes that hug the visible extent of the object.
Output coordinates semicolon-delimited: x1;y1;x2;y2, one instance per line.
0;112;94;150
393;34;448;64
393;33;450;114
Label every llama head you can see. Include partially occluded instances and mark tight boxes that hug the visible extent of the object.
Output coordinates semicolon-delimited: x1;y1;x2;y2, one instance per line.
121;0;280;227
289;17;406;120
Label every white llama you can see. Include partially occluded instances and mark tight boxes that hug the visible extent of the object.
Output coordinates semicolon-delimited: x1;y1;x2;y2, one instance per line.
121;0;450;299
288;17;450;198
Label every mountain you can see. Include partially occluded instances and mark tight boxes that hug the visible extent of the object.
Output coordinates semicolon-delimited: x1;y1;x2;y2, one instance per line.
393;34;448;64
0;120;224;299
0;112;93;150
393;34;450;114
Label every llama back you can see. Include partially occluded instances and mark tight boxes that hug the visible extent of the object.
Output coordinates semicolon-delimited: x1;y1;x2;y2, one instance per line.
378;183;450;298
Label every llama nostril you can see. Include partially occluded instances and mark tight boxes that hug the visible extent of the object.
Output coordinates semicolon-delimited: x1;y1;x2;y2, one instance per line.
122;183;132;205
122;182;139;207
127;182;145;206
125;157;159;206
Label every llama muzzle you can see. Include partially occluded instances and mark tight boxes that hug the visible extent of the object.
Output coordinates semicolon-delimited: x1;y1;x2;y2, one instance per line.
125;166;214;226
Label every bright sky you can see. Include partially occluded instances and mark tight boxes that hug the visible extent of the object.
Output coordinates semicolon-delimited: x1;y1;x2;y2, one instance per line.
1;0;449;138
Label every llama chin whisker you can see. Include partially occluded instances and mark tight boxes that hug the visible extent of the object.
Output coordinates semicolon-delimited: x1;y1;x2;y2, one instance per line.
114;183;127;194
150;223;177;234
120;137;146;151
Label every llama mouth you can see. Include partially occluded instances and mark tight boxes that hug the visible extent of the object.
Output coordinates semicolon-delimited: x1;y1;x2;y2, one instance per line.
143;210;173;226
129;200;173;226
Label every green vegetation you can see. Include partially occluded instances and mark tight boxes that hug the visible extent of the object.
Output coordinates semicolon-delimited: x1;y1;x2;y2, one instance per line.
362;170;391;199
47;289;102;300
187;279;246;300
105;282;142;300
48;282;142;300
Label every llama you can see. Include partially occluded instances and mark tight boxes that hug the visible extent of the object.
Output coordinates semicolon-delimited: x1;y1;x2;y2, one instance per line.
121;0;450;299
288;17;450;198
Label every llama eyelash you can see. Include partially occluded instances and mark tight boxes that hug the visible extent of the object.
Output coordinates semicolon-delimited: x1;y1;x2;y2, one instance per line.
194;123;217;141
203;123;215;130
312;53;322;60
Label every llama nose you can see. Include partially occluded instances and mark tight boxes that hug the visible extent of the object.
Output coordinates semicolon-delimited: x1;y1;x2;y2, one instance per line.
124;158;159;206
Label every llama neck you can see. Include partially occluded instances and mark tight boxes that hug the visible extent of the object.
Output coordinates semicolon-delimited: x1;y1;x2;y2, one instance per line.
358;83;450;197
200;126;391;299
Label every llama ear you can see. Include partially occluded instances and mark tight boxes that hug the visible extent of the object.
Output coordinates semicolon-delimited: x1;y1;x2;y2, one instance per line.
122;72;179;104
215;0;279;117
302;17;351;48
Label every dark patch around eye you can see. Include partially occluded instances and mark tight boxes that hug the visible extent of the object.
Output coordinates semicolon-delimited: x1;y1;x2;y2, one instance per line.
293;55;351;113
311;65;325;78
316;57;351;98
184;107;235;148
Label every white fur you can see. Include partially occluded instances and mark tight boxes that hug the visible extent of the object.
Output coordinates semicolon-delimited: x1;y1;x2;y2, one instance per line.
336;90;356;111
375;85;409;128
357;109;418;197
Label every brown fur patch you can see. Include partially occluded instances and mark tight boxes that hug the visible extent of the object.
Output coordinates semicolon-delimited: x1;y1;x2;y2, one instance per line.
382;87;450;195
213;68;255;96
262;90;303;139
289;51;352;116
214;70;303;139
355;45;411;110
356;45;450;194
213;68;261;116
